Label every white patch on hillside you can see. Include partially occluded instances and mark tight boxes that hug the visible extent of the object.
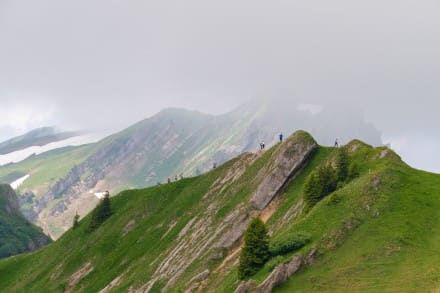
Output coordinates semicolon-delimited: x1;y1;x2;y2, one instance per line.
10;174;30;189
92;191;109;199
0;133;106;166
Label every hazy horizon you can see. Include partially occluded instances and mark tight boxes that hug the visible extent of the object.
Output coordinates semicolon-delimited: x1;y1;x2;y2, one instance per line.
1;1;439;172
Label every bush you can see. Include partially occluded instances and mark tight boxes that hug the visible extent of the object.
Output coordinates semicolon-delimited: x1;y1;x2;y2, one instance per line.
269;232;311;256
238;217;270;279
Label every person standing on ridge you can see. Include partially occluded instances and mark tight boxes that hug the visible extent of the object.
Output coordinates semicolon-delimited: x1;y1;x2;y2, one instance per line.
279;133;284;142
334;139;339;147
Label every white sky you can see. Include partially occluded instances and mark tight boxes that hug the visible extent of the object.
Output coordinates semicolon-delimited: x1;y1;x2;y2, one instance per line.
0;0;439;172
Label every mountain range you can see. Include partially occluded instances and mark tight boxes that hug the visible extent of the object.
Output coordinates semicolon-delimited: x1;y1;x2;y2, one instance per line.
0;99;382;239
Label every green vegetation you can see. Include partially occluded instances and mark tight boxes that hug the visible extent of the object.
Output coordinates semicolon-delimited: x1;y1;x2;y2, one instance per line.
72;213;80;229
303;163;337;209
269;232;311;257
0;135;438;293
238;217;270;279
335;147;349;182
88;194;112;231
0;185;51;258
303;146;356;210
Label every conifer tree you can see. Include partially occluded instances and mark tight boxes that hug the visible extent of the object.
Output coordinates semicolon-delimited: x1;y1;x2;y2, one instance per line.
335;147;349;182
88;193;112;231
238;217;270;279
73;213;80;229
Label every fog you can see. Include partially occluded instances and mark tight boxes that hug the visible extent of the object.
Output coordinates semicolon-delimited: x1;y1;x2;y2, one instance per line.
0;0;439;172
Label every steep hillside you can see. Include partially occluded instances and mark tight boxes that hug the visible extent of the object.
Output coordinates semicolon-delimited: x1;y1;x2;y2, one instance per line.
0;131;437;292
0;103;382;239
0;127;79;155
0;184;51;259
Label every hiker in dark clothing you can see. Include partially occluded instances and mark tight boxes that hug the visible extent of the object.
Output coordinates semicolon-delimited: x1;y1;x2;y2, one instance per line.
334;139;339;147
279;133;283;142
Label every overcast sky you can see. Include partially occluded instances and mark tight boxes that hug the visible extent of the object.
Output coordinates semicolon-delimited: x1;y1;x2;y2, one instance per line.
0;0;439;172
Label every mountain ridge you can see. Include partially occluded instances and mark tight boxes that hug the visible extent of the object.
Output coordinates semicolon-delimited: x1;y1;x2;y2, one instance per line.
0;102;382;238
0;131;438;292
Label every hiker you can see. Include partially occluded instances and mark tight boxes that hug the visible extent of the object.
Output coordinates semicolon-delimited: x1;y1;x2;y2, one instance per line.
262;141;265;149
334;139;339;147
167;177;171;183
279;133;283;142
175;175;178;181
213;162;217;169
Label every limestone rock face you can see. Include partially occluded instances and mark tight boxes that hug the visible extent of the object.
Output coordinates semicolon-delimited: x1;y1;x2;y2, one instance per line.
251;131;317;210
253;255;303;293
234;279;257;293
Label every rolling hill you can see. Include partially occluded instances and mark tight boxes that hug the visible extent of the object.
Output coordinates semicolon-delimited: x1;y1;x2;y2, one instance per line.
0;131;437;292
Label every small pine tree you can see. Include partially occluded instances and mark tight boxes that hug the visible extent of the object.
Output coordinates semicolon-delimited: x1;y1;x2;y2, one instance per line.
304;164;337;209
73;213;80;229
348;162;360;179
238;217;270;279
303;172;321;206
335;147;349;182
88;193;112;232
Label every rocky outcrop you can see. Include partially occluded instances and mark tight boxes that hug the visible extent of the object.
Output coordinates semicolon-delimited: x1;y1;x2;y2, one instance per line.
185;269;210;291
215;212;254;249
253;255;303;293
251;131;317;210
235;280;257;293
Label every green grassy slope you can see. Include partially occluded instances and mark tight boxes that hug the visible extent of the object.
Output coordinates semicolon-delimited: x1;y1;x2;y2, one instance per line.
0;185;51;258
0;145;93;195
275;145;440;292
0;134;438;292
0;159;232;292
